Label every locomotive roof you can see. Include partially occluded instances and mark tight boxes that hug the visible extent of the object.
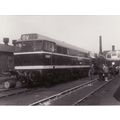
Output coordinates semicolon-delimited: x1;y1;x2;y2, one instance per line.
17;33;90;53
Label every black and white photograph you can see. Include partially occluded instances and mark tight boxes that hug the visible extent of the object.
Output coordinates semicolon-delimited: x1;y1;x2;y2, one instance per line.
0;15;119;106
1;1;120;120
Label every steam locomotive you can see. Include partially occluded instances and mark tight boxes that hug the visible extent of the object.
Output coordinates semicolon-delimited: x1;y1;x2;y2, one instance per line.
7;33;92;88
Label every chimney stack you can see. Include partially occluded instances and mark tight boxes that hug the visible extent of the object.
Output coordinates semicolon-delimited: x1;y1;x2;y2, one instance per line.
3;38;9;45
112;45;115;51
99;36;102;54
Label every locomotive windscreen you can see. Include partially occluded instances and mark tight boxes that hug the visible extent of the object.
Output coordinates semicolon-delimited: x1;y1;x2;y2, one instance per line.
15;41;43;52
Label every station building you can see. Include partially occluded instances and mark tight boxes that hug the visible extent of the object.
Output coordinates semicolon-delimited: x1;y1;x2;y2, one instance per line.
0;38;14;74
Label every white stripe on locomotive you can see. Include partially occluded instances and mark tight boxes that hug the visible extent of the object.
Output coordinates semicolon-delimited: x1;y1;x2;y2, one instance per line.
14;51;89;60
15;65;90;70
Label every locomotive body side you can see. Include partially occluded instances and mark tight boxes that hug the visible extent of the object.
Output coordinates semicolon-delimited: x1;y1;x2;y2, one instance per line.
13;33;91;87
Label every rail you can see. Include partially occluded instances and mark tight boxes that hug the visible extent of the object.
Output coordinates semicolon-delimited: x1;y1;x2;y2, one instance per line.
73;78;113;105
29;79;98;106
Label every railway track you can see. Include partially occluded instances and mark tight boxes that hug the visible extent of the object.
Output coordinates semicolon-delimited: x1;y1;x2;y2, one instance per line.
73;79;113;105
29;79;98;106
29;78;114;106
0;77;113;105
0;88;31;98
0;77;96;102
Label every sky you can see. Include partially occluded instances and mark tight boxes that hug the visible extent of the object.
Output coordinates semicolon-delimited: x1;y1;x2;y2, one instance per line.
0;15;120;53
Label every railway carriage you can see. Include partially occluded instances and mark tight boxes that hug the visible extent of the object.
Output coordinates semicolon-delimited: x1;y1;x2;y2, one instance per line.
10;33;91;87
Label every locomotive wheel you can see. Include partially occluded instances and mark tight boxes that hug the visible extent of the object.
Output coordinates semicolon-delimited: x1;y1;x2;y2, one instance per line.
28;71;42;87
16;81;22;88
4;81;16;89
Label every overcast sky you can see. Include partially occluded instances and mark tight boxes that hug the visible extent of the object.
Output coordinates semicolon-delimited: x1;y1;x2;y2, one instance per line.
0;15;120;53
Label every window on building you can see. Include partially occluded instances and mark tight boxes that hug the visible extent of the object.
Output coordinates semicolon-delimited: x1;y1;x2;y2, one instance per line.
107;54;111;58
112;53;116;56
118;52;120;58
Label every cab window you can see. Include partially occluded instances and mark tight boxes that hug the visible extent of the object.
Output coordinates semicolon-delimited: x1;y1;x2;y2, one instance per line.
33;41;43;51
56;46;67;54
43;41;55;52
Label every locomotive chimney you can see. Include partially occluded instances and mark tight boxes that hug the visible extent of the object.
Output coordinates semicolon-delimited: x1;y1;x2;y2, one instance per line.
112;45;115;51
99;36;102;54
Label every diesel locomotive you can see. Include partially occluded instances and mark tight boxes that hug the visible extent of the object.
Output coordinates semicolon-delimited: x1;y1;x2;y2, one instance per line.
6;33;92;88
105;50;120;74
105;50;120;66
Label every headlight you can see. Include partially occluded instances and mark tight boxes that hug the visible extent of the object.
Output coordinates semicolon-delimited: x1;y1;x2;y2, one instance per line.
112;62;115;65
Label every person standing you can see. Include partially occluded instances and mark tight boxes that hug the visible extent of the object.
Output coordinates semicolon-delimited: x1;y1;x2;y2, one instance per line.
98;64;104;81
111;65;117;78
103;64;109;81
89;64;94;80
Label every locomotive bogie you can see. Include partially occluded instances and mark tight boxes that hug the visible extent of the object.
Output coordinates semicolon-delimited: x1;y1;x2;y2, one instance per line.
14;67;90;87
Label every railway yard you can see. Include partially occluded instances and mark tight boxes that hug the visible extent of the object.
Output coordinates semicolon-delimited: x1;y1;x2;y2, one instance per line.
0;33;119;106
0;75;119;105
1;15;120;120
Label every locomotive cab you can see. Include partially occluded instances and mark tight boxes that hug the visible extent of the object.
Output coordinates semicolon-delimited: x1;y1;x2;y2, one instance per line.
13;34;56;86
